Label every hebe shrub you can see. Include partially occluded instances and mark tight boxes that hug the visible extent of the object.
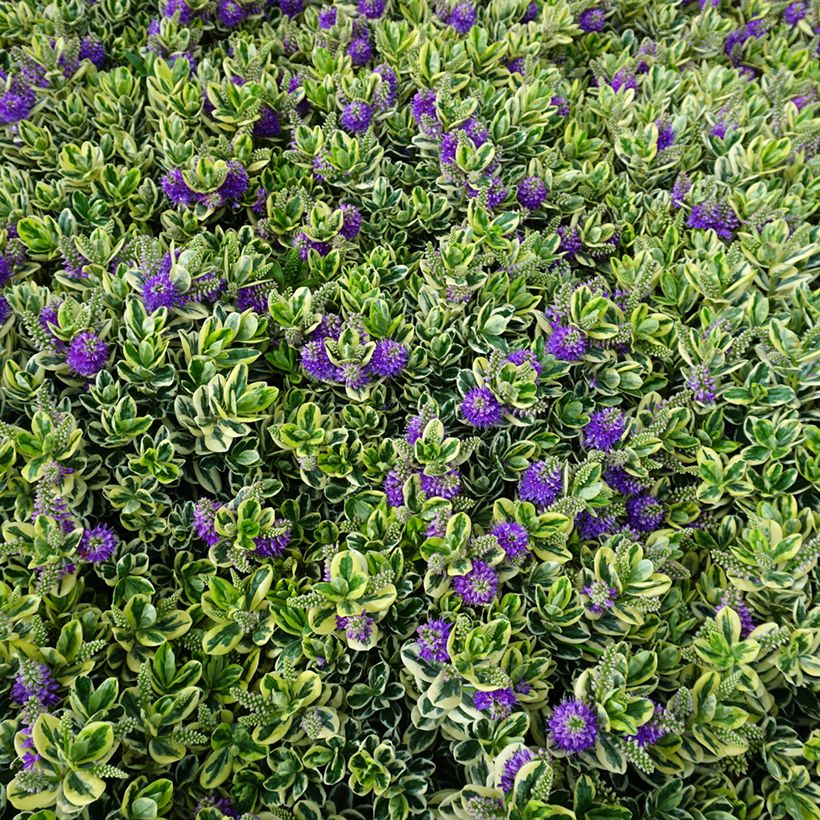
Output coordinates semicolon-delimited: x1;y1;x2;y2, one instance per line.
1;0;819;818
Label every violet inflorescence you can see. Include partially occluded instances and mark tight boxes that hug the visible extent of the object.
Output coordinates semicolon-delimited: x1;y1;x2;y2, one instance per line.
0;0;817;816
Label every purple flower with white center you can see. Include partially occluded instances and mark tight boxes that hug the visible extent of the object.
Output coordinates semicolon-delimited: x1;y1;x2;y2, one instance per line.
583;408;626;451
12;660;60;708
453;561;498;605
340;203;362;239
318;6;337;27
66;330;108;377
517;176;548;210
462;116;488;146
626;493;665;532
384;467;408;506
579;7;606;32
348;37;373;66
194;498;222;546
655;119;675;151
784;1;806;24
604;465;644;496
218;0;245;26
474;687;517;719
557;225;583;256
142;270;179;312
461;386;503;428
302;340;336;381
716;590;755;637
549;699;598;752
522;0;537;21
546;324;588;361
491;521;530;561
447;1;476;34
518;460;562;507
686;198;739;241
416;619;451;662
575;510;616;540
254;520;292;557
420;469;461;500
373;64;398;109
507;348;542;375
499;748;533;793
77;524;117;562
411;89;439;134
358;0;386;18
686;365;716;403
254;106;281;138
610;69;637;92
582;580;618;614
279;0;305;15
336;613;374;643
369;339;408;377
671;172;691;207
340;100;374;134
161;169;198;207
628;704;667;747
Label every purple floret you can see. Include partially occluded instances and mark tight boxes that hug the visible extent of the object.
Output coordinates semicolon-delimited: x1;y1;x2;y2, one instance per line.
78;524;117;562
548;699;598;752
348;37;373;66
461;386;503;428
194;498;222;546
142;270;180;312
340;204;362;239
583;408;626;451
626;493;665;532
416;619;451;662
420;469;461;500
546;324;587;361
491;521;530;560
12;661;60;708
452;561;498;605
579;7;606;32
66;331;108;377
500;748;533;793
340;100;374;134
447;2;476;34
518;460;562;507
473;687;517;719
517;176;548;210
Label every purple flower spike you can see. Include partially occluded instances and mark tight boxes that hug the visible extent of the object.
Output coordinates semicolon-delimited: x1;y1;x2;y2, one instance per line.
341;100;374;134
452;561;498;605
369;339;408;378
447;2;476;34
518;460;562;507
500;748;534;792
579;7;606;32
12;661;60;708
194;498;222;546
66;331;108;377
473;687;517;719
461;386;503;428
358;0;386;18
340;203;362;239
77;524;117;562
583;408;626;451
420;469;461;500
517;176;548;210
416;619;451;662
549;699;598;752
491;521;530;560
546;325;588;361
626;493;665;532
142;270;179;312
686;365;716;403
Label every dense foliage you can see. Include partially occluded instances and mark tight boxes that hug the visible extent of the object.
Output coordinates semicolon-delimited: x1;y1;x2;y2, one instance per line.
1;0;820;817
